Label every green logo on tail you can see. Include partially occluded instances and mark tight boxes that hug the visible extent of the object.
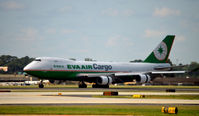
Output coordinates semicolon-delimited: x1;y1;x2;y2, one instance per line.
153;41;167;60
144;35;175;63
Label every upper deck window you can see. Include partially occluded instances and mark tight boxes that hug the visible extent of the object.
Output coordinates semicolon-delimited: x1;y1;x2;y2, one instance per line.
34;59;41;62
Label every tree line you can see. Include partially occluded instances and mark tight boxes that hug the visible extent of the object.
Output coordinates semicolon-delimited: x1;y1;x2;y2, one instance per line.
0;55;198;78
0;55;34;74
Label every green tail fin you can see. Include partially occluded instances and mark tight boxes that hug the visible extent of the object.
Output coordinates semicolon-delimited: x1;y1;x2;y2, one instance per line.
144;35;175;63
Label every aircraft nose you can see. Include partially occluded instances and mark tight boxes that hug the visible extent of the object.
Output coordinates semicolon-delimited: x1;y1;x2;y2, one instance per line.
23;60;43;72
23;61;36;72
23;64;31;71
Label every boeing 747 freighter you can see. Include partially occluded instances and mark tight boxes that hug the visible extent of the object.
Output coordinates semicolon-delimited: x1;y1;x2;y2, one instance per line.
23;35;185;88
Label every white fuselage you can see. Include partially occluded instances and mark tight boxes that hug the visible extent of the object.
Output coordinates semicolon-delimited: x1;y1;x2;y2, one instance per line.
24;57;171;79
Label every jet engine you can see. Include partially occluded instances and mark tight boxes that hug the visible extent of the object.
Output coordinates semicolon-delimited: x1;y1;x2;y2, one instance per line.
96;76;113;85
136;74;151;83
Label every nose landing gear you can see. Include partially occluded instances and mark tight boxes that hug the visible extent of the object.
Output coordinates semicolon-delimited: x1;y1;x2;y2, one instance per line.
39;80;44;88
78;81;87;88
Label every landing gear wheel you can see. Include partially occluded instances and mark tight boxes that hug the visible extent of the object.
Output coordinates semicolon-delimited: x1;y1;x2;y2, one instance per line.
92;84;109;88
79;84;87;88
92;84;97;88
78;81;87;88
39;80;44;88
104;85;109;88
39;83;44;88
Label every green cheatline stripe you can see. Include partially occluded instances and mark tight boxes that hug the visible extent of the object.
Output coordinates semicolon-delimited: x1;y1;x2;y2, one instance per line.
24;69;117;80
24;69;119;73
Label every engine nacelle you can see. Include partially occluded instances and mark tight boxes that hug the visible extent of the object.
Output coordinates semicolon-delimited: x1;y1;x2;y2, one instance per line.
137;74;151;83
96;76;113;85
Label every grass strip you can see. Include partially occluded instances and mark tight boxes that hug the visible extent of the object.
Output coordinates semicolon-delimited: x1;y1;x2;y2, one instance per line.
0;105;199;116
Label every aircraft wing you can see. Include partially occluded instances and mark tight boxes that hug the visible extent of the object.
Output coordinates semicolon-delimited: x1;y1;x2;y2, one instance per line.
78;72;150;77
77;73;114;77
154;65;187;70
112;70;185;77
77;70;185;84
78;70;185;77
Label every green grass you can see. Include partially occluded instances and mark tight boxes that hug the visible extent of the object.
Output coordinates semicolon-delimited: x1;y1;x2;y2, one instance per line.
93;95;199;100
0;105;199;116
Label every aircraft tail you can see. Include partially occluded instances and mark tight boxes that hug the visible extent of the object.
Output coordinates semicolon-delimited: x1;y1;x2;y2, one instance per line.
144;35;175;63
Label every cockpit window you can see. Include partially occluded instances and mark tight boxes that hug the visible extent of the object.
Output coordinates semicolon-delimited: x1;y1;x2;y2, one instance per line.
34;59;41;61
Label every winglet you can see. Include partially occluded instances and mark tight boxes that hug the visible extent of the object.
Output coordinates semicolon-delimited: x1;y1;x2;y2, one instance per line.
144;35;175;63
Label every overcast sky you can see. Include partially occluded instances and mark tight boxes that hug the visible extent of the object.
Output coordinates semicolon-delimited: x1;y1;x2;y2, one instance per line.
0;0;199;64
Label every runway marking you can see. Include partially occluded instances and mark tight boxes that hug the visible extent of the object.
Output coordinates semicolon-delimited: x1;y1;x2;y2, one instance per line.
0;92;199;105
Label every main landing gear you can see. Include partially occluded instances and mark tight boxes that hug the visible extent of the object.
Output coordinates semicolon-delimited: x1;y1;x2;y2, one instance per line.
92;84;109;88
78;81;87;88
39;80;44;88
78;81;109;88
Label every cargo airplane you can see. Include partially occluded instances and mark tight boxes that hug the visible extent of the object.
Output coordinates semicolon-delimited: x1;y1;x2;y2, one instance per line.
23;35;185;88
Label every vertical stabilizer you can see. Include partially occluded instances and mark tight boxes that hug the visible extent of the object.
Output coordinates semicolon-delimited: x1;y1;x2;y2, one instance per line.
144;35;175;63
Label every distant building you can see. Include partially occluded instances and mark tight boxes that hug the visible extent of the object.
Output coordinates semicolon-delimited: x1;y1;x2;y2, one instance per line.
0;66;8;72
0;74;38;82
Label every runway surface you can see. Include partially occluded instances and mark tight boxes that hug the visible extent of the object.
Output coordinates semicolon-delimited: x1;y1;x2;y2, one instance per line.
0;91;199;105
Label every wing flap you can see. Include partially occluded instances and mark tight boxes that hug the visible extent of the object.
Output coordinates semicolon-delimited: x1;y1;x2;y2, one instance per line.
154;65;187;70
78;72;148;77
114;72;147;76
77;73;114;77
151;71;186;74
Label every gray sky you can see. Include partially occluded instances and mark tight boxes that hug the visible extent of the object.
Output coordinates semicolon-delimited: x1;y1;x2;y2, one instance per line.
0;0;199;64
